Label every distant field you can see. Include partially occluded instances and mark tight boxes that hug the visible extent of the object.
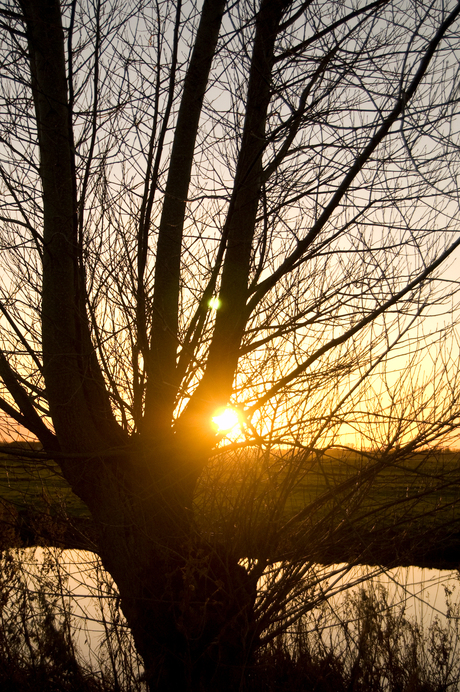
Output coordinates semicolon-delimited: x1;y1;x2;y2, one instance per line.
0;447;89;517
196;447;460;567
0;445;459;566
286;448;460;519
1;445;459;519
283;449;460;567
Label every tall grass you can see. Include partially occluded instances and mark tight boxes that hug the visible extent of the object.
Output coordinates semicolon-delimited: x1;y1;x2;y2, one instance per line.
252;582;460;691
0;548;144;692
0;548;458;691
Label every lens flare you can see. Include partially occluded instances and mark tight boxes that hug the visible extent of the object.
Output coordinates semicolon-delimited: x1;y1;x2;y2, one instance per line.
212;407;240;433
208;297;221;310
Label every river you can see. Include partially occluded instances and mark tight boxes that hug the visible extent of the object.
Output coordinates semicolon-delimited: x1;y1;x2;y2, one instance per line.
4;548;460;688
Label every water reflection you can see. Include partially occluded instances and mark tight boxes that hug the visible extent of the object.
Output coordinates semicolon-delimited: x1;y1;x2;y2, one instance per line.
4;548;459;680
317;563;459;629
1;547;144;688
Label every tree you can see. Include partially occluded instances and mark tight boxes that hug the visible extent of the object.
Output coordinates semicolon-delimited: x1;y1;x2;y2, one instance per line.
1;0;460;689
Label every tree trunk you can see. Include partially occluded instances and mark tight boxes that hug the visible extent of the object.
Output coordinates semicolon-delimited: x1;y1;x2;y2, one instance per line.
18;1;262;687
79;443;258;692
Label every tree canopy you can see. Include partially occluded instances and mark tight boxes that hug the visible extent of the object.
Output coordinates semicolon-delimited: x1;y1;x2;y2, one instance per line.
1;0;460;689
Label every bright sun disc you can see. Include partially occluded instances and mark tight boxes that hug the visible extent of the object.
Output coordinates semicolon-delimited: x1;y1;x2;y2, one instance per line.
212;407;240;433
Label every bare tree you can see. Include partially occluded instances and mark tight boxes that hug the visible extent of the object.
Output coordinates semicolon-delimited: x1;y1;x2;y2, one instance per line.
1;0;460;689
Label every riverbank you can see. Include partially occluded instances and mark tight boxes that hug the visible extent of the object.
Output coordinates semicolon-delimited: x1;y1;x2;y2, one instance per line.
0;445;459;571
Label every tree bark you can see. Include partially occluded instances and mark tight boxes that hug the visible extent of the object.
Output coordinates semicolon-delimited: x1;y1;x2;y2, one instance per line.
80;443;258;692
18;1;268;688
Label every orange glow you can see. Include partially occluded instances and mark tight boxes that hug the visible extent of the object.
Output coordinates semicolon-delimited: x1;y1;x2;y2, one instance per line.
212;406;241;434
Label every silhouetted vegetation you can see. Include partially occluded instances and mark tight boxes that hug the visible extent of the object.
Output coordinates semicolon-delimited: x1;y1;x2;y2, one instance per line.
1;547;459;692
1;443;459;568
2;1;460;688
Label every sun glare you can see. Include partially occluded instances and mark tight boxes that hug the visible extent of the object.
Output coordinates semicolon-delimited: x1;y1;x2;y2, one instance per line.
212;407;241;434
208;297;221;310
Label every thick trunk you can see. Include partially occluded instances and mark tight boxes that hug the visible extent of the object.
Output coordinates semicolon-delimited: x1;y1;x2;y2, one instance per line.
103;532;258;691
20;2;258;687
72;441;258;692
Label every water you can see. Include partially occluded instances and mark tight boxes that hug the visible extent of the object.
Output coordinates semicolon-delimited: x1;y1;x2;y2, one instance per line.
3;548;459;686
0;547;143;688
316;562;459;628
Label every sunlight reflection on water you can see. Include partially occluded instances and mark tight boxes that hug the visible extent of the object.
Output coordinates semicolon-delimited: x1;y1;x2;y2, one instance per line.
321;563;459;626
13;549;460;669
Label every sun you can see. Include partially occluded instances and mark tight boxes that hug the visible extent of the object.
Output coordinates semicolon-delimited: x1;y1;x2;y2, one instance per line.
211;407;241;434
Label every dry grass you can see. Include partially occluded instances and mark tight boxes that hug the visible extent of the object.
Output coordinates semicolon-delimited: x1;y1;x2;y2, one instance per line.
0;548;459;691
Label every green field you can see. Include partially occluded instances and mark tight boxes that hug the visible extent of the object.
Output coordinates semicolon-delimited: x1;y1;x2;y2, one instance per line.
0;444;91;549
287;448;460;521
0;444;459;567
288;449;460;567
196;446;460;568
0;449;88;517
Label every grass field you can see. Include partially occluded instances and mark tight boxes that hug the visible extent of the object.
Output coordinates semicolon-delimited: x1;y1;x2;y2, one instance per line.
0;446;88;517
287;448;460;524
196;446;460;568
0;444;459;567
